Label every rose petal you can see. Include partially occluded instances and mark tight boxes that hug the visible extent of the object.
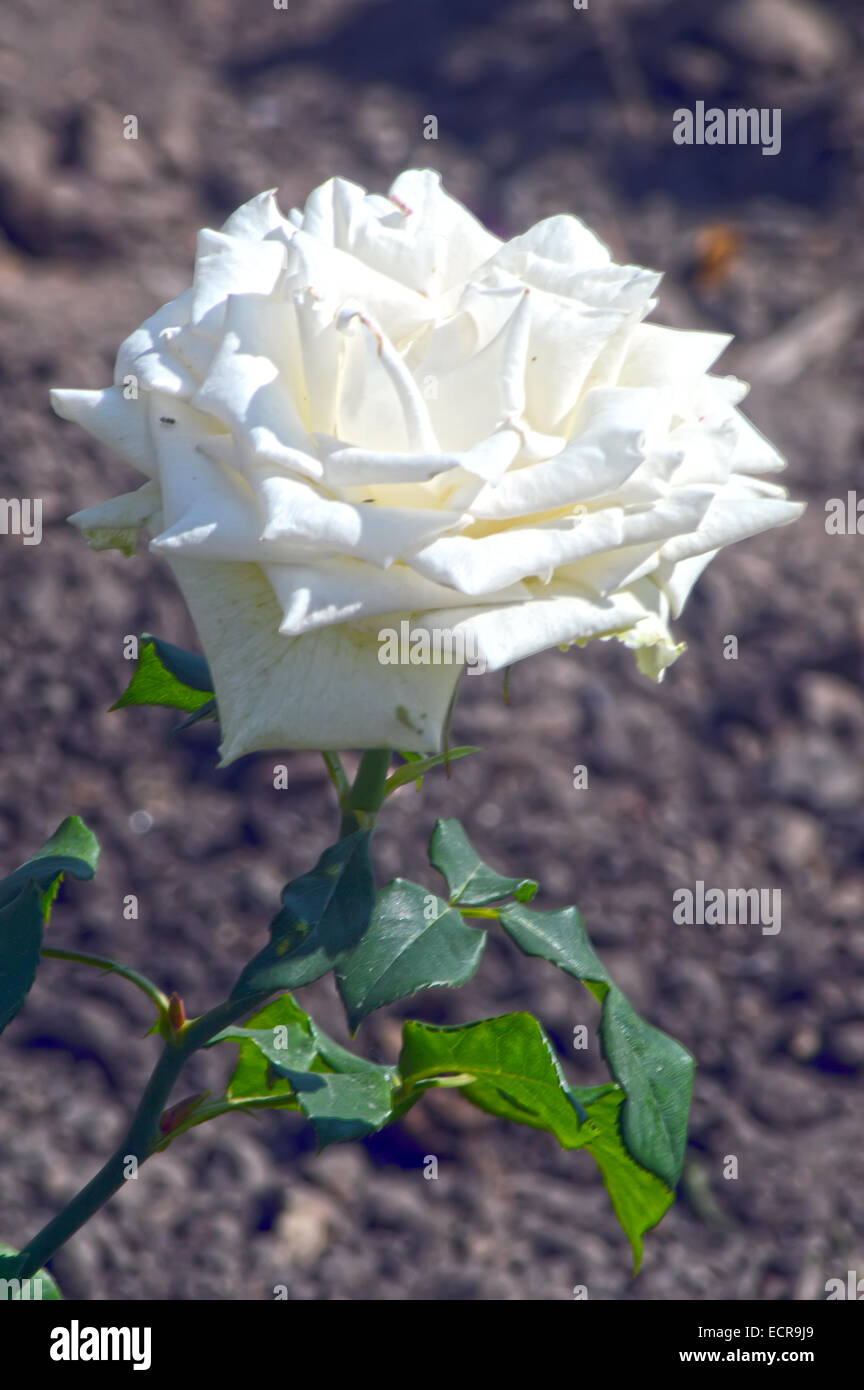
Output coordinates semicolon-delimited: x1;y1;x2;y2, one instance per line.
264;556;529;635
166;557;463;756
50;386;156;477
68;480;163;555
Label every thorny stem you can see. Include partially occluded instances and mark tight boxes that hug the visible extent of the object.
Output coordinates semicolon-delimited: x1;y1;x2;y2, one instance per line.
15;990;270;1281
16;750;396;1281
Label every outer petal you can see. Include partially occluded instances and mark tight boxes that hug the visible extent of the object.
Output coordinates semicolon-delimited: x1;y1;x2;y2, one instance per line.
166;557;462;756
424;586;649;672
190;230;287;335
660;492;805;564
68;480;163;555
50;386;156;477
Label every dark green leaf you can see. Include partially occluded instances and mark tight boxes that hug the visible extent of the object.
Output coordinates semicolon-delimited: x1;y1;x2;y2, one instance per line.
271;1068;394;1148
0;1243;63;1300
211;994;396;1143
429;819;537;906
231;831;375;999
172;698;218;734
142;634;213;692
308;1020;395;1078
0;884;45;1036
499;901;608;985
337;880;487;1032
0;818;101;1035
112;636;214;714
599;985;694;1192
499;901;693;1188
399;1013;587;1148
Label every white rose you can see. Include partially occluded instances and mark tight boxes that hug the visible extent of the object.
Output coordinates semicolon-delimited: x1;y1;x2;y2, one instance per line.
53;169;802;759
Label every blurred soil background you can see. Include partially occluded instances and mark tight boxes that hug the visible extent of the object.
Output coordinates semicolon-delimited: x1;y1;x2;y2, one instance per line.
1;0;863;1300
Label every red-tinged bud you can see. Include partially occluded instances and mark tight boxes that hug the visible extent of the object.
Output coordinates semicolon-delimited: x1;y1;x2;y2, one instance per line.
167;992;186;1032
159;1091;209;1136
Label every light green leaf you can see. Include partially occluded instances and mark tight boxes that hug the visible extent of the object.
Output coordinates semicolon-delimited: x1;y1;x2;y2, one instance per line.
112;635;214;714
336;879;487;1031
0;1244;63;1300
429;819;537;906
576;1089;674;1273
384;748;479;796
398;1014;671;1269
213;996;309;1103
399;1013;587;1148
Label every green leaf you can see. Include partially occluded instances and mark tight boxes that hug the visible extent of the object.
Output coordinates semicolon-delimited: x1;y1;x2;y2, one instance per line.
213;996;309;1103
112;635;214;714
308;1020;396;1079
499;901;693;1189
272;1068;394;1148
398;1013;588;1148
384;748;479;796
599;986;694;1194
0;1244;62;1300
576;1089;674;1273
0;815;101;915
0;818;101;1035
429;819;537;906
211;995;397;1145
231;830;376;998
498;902;609;984
398;1015;671;1269
336;880;487;1032
0;884;45;1036
566;1081;619;1124
142;634;213;692
172;698;218;734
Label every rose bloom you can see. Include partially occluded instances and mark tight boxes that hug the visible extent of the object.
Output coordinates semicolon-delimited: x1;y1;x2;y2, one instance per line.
53;169;802;758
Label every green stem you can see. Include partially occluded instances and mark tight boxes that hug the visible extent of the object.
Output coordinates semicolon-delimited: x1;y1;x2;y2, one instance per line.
340;748;392;836
17;753;393;1281
41;948;171;1017
15;991;268;1280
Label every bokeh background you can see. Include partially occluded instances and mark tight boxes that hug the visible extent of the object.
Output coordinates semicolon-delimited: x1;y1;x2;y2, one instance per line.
1;0;863;1300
